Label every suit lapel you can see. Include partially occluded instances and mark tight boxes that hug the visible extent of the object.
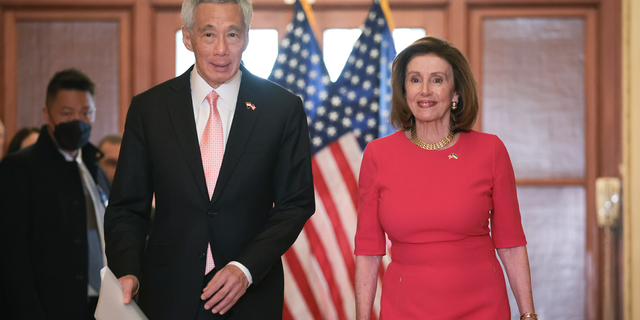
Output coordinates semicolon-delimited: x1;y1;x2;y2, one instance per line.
210;66;264;205
167;67;210;200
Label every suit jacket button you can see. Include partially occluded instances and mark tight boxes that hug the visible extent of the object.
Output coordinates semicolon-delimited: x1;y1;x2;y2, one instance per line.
199;252;206;259
76;274;84;281
75;238;83;244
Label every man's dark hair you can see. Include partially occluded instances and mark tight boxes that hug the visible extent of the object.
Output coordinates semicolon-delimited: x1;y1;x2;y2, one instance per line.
45;69;95;109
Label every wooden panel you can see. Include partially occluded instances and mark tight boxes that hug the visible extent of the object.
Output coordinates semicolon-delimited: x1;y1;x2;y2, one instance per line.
147;0;599;6
448;0;467;54
0;0;134;5
133;0;153;97
252;9;293;42
2;9;132;141
149;0;450;6
314;8;370;40
598;0;622;178
3;11;19;142
623;1;636;319
154;9;182;86
389;7;446;38
17;20;119;145
623;1;640;319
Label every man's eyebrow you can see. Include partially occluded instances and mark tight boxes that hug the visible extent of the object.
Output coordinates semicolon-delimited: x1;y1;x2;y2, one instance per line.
227;25;243;33
198;24;216;33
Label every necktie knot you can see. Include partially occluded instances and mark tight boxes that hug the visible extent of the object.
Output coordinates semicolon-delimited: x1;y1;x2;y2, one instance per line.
206;90;219;109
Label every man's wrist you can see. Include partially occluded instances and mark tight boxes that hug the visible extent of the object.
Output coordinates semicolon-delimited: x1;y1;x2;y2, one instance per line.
227;261;253;287
134;277;140;296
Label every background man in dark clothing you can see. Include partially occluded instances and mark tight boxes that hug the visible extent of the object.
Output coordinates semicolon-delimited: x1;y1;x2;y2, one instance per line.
0;69;110;320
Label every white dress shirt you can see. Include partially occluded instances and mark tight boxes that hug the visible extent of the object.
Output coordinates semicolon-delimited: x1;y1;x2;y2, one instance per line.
191;67;240;149
190;67;253;286
59;148;107;296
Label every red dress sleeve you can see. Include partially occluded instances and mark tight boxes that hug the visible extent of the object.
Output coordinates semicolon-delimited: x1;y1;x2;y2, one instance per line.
354;142;386;255
490;136;527;248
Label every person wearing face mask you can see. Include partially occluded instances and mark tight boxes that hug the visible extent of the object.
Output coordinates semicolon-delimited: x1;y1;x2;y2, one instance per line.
0;69;110;320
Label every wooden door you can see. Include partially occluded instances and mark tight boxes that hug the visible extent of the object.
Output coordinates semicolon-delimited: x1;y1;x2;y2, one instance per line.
1;6;132;145
468;3;621;319
470;8;595;320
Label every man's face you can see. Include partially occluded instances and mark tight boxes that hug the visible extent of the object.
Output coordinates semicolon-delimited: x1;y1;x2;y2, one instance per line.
99;141;120;182
182;2;249;88
43;89;95;145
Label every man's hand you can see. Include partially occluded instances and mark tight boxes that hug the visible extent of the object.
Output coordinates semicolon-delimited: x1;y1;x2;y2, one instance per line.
118;275;139;304
201;264;249;315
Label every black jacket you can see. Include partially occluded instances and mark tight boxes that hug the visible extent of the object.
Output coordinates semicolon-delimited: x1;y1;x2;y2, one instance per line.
0;126;110;320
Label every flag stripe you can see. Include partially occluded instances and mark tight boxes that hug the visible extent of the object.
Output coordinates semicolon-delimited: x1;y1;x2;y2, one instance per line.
337;133;364;183
328;142;359;210
304;220;349;320
310;190;356;319
312;157;357;285
283;249;324;319
283;300;294;320
314;145;357;249
290;227;341;320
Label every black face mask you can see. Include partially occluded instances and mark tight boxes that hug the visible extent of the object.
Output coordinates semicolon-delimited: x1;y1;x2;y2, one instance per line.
52;120;92;151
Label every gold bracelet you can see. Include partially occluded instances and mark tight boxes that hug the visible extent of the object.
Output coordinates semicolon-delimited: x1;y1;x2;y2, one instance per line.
520;312;538;320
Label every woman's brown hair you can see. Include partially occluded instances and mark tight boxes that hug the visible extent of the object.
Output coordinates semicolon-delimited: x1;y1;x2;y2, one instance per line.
389;36;478;132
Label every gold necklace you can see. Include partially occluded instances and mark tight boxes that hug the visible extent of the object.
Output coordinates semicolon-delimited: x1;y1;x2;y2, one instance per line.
410;123;454;150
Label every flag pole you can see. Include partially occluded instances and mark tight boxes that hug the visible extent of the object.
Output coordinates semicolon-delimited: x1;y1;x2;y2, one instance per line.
299;0;319;35
379;0;395;32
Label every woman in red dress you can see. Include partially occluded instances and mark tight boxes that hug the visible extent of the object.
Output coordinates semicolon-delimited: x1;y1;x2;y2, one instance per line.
354;36;536;320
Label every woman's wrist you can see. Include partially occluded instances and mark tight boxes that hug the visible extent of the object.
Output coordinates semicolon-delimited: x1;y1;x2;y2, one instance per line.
520;312;538;320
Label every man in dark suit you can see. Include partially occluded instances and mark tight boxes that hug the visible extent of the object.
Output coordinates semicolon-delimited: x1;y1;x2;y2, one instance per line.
103;0;315;319
0;69;110;320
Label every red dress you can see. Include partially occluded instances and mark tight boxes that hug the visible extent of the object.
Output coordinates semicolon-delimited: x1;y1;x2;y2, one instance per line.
355;130;527;319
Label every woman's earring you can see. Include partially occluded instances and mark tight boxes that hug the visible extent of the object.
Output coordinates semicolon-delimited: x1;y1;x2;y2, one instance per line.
452;101;458;110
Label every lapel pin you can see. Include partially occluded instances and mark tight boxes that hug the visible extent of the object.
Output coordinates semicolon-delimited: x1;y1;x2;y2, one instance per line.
448;153;459;160
246;102;256;110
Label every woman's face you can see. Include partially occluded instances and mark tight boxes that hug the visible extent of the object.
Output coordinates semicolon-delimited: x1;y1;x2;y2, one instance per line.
404;53;459;125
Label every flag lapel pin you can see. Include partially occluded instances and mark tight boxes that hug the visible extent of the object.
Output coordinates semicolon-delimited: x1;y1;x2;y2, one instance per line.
246;102;256;110
448;153;459;160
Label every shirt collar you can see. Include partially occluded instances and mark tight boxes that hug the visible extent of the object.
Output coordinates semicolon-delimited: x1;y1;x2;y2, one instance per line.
191;66;241;111
59;147;81;162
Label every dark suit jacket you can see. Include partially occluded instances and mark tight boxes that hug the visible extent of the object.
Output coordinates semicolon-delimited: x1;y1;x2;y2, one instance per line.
104;65;315;320
0;126;110;320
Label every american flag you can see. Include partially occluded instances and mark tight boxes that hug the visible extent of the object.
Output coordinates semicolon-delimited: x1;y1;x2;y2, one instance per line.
268;0;330;124
269;1;396;319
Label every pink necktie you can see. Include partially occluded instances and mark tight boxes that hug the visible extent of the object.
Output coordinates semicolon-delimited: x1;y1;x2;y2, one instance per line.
201;90;222;274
